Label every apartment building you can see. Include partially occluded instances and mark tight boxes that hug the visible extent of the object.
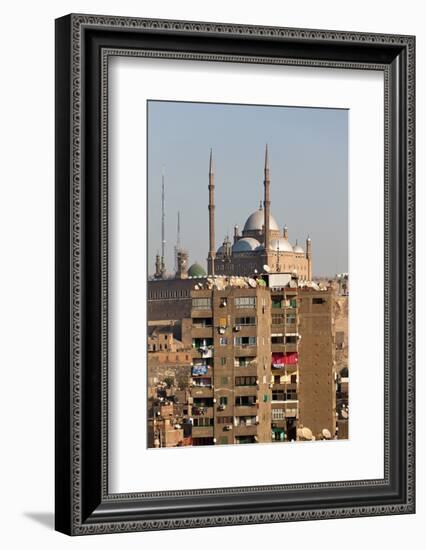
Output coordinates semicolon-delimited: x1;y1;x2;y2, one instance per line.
189;285;272;445
269;283;300;442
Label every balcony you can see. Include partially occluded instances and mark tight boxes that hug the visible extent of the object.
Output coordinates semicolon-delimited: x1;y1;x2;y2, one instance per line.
272;381;297;389
192;406;214;417
234;346;257;356
192;346;214;359
191;426;214;438
285;323;298;333
271;343;286;353
234;404;257;416
234;357;257;368
234;424;258;436
191;326;214;338
191;386;213;398
285;343;298;353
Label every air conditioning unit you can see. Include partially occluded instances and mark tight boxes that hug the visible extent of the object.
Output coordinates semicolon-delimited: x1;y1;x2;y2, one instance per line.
224;425;232;431
218;404;226;411
234;325;241;332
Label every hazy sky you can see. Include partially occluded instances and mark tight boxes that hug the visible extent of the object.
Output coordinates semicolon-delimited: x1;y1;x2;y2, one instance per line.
147;101;348;277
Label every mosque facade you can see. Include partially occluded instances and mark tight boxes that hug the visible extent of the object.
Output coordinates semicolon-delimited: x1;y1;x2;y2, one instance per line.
153;145;312;281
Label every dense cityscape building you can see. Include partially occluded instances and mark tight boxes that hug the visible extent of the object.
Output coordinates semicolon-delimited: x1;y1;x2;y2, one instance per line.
147;146;348;447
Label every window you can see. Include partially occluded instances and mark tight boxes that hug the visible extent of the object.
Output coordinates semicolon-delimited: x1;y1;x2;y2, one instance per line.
220;357;227;366
193;398;214;407
235;296;256;308
192;338;213;349
272;390;286;401
234;356;255;367
286;313;296;324
234;336;256;346
235;316;256;326
219;337;228;346
286;336;297;344
274;375;281;384
192;317;213;328
235;376;257;386
192;297;211;310
192;377;211;387
193;417;214;427
271;296;282;309
219;396;228;406
235;435;256;444
235;395;256;406
271;336;284;344
220;376;229;385
313;297;326;305
272;408;285;420
235;415;257;426
291;374;297;384
289;297;298;308
286;389;297;401
217;416;233;424
272;314;284;325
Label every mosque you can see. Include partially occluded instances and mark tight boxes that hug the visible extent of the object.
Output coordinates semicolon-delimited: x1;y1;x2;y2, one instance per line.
154;145;312;281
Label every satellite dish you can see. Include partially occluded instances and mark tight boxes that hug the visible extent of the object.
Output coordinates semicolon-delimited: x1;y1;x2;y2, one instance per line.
322;428;331;439
301;427;313;440
341;410;349;419
263;264;271;272
248;278;257;288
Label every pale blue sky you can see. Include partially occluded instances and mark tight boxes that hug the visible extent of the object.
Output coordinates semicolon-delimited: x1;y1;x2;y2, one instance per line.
148;101;348;277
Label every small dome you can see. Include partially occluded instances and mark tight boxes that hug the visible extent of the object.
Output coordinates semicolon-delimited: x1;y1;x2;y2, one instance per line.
232;237;261;253
188;263;207;277
243;208;279;232
269;237;294;253
216;245;224;255
293;244;304;253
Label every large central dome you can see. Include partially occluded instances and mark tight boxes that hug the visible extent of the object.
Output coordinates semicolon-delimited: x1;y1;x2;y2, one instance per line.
243;208;279;232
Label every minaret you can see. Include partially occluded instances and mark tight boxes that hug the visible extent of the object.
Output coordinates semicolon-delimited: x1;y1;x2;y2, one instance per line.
283;225;289;239
233;224;239;244
263;144;271;251
306;235;312;280
207;149;216;275
160;169;166;277
176;250;189;279
174;211;181;272
154;253;162;279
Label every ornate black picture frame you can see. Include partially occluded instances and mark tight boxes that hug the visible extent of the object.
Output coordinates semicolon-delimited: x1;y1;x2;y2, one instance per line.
55;14;415;535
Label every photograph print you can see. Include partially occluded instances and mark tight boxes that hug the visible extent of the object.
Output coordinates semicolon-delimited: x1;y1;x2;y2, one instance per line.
147;100;349;449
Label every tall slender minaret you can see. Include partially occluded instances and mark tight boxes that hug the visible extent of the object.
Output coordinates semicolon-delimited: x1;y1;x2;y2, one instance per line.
174;211;181;272
263;144;271;252
306;235;312;280
160;169;166;277
283;225;289;239
207;149;216;275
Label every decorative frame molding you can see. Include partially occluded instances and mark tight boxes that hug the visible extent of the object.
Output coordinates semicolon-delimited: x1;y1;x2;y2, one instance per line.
55;14;415;535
